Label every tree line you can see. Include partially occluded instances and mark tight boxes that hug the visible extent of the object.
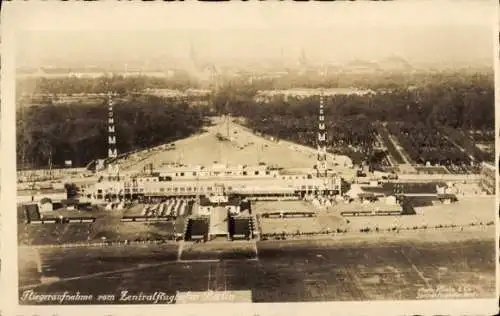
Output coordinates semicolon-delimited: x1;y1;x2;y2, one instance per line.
17;70;494;170
241;68;493;91
17;72;200;98
215;71;494;166
17;95;210;169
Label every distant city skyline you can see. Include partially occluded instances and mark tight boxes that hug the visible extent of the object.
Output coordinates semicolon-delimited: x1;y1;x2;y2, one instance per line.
13;1;495;70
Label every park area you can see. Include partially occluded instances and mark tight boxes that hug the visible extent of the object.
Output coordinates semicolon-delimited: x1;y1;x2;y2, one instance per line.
179;240;257;261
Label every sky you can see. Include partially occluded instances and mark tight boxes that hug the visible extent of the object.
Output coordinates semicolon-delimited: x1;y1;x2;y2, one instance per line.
6;1;497;69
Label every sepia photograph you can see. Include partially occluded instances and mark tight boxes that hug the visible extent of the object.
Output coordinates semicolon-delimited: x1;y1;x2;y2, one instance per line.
1;1;498;315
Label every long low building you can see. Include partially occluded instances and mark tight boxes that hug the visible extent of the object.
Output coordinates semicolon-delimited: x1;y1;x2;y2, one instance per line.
140;163;281;180
86;164;342;201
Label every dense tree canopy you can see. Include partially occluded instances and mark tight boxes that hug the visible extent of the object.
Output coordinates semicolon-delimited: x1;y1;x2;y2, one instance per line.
17;70;494;170
17;95;209;169
17;73;200;97
216;71;494;167
241;68;493;91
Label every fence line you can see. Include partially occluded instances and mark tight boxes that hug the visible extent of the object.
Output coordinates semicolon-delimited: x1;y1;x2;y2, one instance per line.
20;221;493;249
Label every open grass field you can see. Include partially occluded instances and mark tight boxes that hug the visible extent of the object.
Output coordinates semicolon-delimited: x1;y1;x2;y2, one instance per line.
17;205;111;223
254;200;345;235
252;200;317;215
17;198;196;246
344;196;494;231
18;203;181;245
19;243;180;284
19;221;179;246
259;216;344;235
116;119;354;177
179;240;257;261
19;223;94;245
91;222;177;241
254;196;494;235
18;227;495;304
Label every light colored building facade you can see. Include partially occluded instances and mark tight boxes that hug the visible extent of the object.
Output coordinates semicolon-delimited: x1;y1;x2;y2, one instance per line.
88;164;342;201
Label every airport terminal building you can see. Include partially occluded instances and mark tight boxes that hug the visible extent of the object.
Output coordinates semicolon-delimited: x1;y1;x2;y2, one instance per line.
88;164;343;201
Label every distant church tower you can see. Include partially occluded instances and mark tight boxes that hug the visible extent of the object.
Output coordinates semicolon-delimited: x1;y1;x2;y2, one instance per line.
107;93;119;176
317;91;327;178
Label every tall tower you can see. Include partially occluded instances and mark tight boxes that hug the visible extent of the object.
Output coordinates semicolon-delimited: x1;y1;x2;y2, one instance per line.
317;91;327;178
107;93;118;176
